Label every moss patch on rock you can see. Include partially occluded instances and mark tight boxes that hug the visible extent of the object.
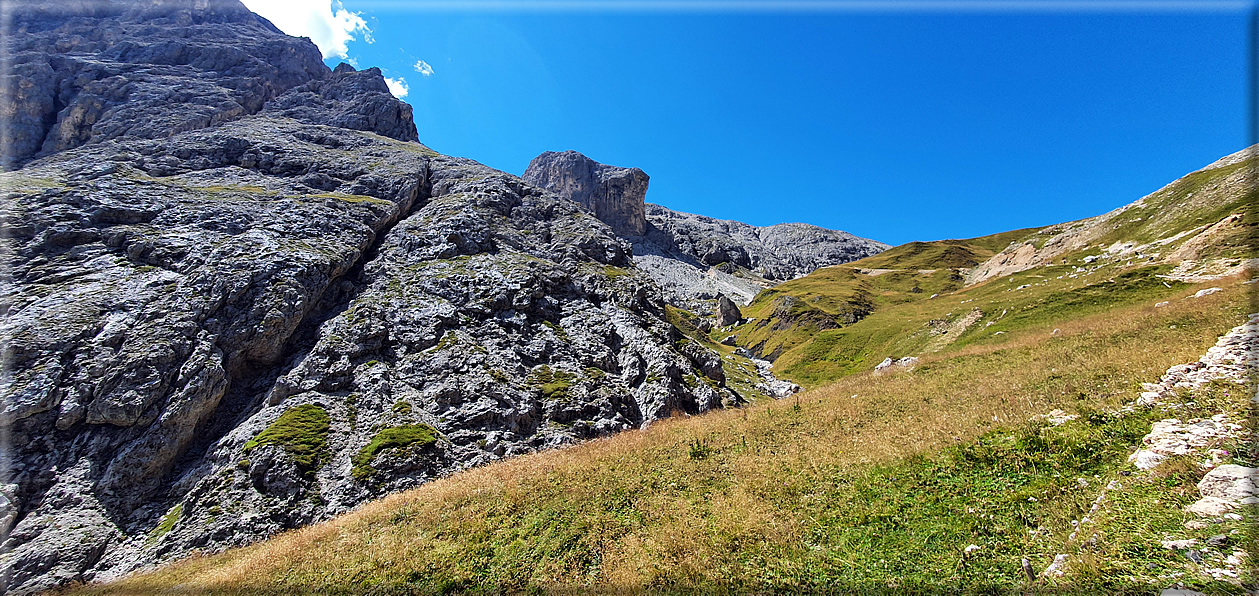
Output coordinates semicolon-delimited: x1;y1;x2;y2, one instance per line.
243;404;331;471
528;365;577;400
352;424;439;480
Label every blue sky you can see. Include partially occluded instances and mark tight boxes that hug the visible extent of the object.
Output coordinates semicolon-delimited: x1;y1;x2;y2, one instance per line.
243;1;1253;246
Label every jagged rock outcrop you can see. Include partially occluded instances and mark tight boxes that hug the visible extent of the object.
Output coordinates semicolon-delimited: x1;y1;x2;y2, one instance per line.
522;150;648;236
523;151;888;309
264;63;417;142
0;3;737;593
0;0;416;170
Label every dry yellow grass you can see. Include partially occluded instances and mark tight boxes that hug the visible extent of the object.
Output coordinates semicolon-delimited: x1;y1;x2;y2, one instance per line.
68;277;1250;594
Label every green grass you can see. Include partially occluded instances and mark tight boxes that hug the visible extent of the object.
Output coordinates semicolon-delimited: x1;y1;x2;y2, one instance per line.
242;404;331;471
603;265;632;278
351;425;440;480
723;154;1255;389
1097;160;1254;250
734;256;1207;389
146;504;183;544
850;227;1039;271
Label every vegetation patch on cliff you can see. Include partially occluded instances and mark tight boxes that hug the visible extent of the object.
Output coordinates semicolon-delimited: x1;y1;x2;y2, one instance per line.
242;404;331;471
352;424;440;480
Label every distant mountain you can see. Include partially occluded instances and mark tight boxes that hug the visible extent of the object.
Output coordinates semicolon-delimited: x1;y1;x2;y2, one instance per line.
524;150;889;309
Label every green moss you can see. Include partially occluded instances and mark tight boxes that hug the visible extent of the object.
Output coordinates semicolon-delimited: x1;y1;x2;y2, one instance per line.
393;401;412;415
433;332;459;351
528;366;577;400
242;404;331;471
148;503;182;543
603;265;632;278
352;424;440;480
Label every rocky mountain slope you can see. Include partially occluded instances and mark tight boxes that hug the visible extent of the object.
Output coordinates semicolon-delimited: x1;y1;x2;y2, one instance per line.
55;239;1256;594
0;2;755;593
524;150;888;309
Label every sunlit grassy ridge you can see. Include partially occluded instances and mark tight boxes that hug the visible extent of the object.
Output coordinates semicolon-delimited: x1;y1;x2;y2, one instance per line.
68;277;1252;595
734;257;1195;388
728;154;1255;389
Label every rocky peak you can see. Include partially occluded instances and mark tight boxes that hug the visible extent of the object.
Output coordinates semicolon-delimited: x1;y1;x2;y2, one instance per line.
523;150;649;236
0;0;420;169
264;64;418;142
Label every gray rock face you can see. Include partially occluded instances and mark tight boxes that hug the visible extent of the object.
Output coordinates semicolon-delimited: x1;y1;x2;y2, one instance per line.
642;204;889;283
0;4;735;594
627;206;888;309
522;150;649;236
0;0;417;170
522;152;888;310
264;63;418;142
715;294;742;326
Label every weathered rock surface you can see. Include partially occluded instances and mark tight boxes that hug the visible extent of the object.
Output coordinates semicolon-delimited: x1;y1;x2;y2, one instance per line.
523;151;888;309
714;294;742;326
0;3;739;593
523;150;648;236
3;0;323;169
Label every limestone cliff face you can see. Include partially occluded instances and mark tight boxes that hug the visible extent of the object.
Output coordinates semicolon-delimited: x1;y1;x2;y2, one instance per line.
522;151;889;309
0;3;738;594
522;150;649;236
0;0;416;170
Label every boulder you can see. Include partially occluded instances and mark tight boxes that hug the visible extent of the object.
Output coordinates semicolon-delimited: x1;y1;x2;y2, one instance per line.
1197;464;1258;502
715;294;742;326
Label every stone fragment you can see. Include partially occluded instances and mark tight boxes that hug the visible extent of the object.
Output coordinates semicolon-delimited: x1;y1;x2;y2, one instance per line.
1042;553;1069;577
1197;464;1258;502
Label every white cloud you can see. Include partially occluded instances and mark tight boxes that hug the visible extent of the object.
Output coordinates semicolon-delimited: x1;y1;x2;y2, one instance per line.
384;77;409;98
240;0;371;60
413;59;435;77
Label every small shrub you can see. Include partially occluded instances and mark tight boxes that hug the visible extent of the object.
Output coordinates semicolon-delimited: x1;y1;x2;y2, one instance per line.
689;438;713;460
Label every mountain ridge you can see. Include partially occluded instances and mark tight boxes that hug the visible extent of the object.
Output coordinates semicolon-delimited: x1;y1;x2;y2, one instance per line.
523;150;889;309
0;2;799;592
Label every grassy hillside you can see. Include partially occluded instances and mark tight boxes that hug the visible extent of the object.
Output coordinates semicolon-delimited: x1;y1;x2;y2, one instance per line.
727;152;1255;389
732;250;1195;388
849;227;1039;271
63;149;1257;595
66;277;1254;595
